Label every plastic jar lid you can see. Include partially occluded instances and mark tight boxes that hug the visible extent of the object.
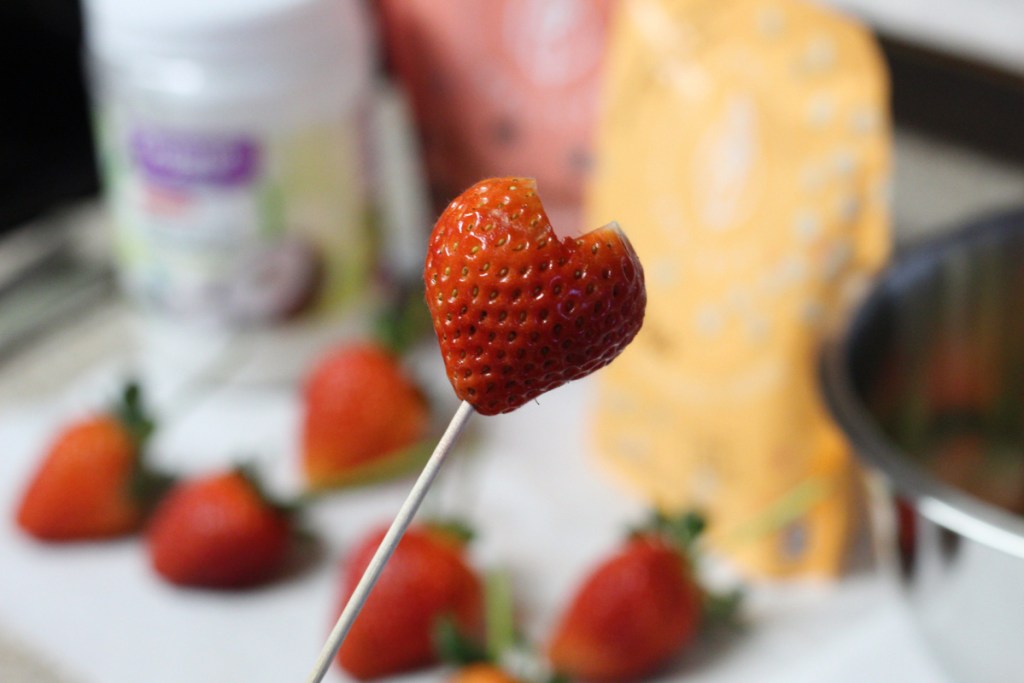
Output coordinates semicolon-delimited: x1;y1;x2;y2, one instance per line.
83;0;373;106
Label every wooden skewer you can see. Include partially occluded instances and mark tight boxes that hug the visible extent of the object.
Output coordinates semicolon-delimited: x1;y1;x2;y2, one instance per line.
304;400;476;683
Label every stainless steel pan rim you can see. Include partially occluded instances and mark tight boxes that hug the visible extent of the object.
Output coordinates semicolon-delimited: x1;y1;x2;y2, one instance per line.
821;208;1024;560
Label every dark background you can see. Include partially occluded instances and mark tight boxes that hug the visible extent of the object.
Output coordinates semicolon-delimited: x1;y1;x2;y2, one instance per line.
0;1;96;233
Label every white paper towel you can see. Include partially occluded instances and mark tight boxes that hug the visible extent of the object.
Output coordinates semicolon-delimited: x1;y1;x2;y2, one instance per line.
0;362;950;683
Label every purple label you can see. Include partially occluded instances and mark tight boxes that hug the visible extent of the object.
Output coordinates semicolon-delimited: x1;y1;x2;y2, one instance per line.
131;129;260;187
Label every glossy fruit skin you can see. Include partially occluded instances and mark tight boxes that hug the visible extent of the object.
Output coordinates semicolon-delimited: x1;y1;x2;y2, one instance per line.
336;525;484;680
424;177;645;415
448;663;521;683
17;416;143;541
547;537;702;682
302;343;430;488
147;472;291;589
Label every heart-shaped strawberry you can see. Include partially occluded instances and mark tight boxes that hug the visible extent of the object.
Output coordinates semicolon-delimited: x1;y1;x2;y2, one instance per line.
424;177;646;415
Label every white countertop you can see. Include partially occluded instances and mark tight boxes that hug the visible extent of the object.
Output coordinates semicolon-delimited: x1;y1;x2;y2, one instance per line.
0;337;950;683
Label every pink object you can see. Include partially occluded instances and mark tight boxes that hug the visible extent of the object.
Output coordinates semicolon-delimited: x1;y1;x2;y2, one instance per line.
378;0;613;229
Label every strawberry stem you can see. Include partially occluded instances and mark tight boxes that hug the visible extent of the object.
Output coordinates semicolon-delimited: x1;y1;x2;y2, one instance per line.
433;615;488;666
130;467;176;513
432;567;518;668
425;518;476;546
235;463;302;519
113;380;156;450
375;279;433;356
635;510;747;631
113;381;176;510
701;587;745;633
484;570;518;662
631;509;707;555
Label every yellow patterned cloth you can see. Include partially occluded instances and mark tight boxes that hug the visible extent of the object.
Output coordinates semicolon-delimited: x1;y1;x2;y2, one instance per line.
588;0;891;577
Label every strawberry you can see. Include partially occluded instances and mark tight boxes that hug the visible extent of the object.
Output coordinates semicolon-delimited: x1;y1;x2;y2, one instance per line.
449;664;523;683
335;522;484;680
147;468;294;588
16;383;169;541
302;342;431;490
423;177;645;415
547;513;734;682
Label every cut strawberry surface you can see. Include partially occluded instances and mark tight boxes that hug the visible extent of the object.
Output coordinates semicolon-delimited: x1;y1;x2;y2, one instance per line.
424;177;646;415
302;342;431;490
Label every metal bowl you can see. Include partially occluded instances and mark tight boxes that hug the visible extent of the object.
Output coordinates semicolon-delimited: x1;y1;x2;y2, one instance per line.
822;208;1024;683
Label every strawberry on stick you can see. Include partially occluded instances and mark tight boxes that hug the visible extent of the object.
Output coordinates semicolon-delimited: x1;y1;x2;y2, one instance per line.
423;177;645;415
305;177;646;683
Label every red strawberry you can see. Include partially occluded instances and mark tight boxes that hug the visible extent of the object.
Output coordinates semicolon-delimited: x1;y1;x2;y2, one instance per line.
16;383;168;541
336;523;484;680
147;469;294;588
547;514;711;682
302;342;431;490
423;177;645;415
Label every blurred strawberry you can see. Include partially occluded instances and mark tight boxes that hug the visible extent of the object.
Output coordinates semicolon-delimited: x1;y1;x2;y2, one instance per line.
16;383;170;541
547;512;739;682
925;339;998;414
302;342;431;490
449;663;523;683
147;468;296;588
336;521;484;680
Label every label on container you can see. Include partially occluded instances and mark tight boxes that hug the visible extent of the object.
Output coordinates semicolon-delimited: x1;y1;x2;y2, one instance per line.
131;130;260;187
99;114;372;325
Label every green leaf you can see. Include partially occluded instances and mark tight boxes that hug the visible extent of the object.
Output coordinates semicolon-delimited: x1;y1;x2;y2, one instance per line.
235;462;303;519
111;380;175;509
375;278;433;356
702;587;745;632
426;518;476;546
433;614;488;666
631;509;708;554
112;380;156;450
665;510;707;548
128;466;176;514
484;570;518;661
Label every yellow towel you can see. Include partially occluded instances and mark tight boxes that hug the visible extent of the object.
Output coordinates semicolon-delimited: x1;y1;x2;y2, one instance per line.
588;0;891;577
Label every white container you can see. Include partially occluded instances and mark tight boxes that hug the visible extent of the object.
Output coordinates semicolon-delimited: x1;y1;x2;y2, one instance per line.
83;0;376;326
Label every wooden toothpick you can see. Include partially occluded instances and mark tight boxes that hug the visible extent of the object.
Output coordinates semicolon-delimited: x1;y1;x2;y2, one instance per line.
305;400;476;683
